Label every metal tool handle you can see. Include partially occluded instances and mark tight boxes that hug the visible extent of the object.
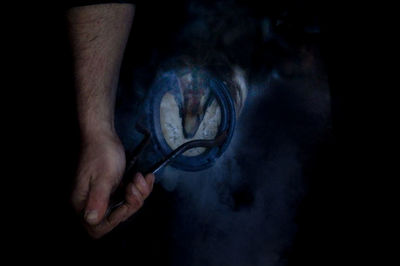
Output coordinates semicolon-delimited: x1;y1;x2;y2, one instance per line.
148;130;228;174
106;130;228;216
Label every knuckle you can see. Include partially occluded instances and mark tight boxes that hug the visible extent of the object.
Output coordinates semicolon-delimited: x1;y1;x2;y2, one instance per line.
97;168;124;187
140;186;150;198
109;206;128;226
71;191;86;212
102;163;122;178
105;216;118;228
129;193;144;209
134;196;144;208
134;176;150;197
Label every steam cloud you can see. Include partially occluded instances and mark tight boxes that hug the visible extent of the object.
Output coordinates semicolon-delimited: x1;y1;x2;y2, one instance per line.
112;0;331;265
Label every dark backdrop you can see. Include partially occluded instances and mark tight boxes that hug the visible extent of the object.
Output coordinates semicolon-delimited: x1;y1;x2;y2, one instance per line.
10;0;377;264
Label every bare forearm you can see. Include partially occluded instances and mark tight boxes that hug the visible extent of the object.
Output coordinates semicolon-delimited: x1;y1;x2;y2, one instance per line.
67;4;155;239
67;4;134;140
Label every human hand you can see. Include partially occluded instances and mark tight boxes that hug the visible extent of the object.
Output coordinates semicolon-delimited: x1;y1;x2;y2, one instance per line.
72;132;155;238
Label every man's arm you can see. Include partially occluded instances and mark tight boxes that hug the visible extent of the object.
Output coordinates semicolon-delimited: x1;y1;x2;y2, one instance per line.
67;3;154;239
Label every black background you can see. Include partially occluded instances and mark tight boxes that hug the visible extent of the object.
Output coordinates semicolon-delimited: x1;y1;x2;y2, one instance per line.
7;0;383;264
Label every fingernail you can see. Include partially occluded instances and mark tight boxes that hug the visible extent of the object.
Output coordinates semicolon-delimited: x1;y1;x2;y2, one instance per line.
85;210;98;224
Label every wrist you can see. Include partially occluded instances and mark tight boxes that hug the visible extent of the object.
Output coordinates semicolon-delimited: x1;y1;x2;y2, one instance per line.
79;119;118;147
77;98;117;143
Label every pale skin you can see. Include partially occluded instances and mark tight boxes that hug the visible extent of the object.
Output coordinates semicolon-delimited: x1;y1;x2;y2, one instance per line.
67;3;154;239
